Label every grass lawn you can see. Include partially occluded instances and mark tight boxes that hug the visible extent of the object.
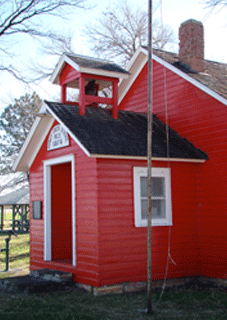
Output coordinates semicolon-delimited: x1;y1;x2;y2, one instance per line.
0;233;29;278
0;233;226;319
0;285;226;320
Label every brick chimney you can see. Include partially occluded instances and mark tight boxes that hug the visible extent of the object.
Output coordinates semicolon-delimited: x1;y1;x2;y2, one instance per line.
179;19;204;72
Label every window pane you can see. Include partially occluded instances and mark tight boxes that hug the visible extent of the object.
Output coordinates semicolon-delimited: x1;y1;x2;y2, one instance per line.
141;177;165;197
140;177;147;197
152;200;166;219
141;199;148;219
152;177;165;197
141;199;166;220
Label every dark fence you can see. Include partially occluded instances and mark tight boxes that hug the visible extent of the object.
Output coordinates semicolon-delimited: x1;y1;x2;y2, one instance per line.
0;204;29;233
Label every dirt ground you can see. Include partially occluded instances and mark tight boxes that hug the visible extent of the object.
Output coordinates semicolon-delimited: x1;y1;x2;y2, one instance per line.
0;265;29;279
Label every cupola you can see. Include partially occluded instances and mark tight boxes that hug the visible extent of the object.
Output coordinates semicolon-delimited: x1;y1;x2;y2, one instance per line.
50;53;129;119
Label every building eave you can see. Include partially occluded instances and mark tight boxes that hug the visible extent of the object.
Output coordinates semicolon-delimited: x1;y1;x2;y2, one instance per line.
45;103;91;157
90;154;206;163
118;47;227;107
13;103;55;172
50;54;129;85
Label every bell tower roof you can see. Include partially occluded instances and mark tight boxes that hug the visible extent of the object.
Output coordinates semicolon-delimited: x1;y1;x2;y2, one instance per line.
50;53;129;85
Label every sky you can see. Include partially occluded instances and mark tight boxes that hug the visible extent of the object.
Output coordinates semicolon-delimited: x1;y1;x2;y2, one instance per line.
0;0;227;113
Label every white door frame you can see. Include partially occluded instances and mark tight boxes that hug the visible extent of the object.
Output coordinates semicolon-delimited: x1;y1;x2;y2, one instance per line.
44;154;76;266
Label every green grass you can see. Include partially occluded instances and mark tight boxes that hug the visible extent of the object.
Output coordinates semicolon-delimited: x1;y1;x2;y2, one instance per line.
4;211;12;220
0;286;226;319
0;233;29;278
0;234;226;319
1;210;13;229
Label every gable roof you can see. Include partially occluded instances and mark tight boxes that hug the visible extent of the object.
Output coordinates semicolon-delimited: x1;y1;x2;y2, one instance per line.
14;46;219;172
153;48;227;100
50;53;129;85
13;100;207;172
119;47;227;106
65;53;129;74
46;101;208;160
0;187;29;205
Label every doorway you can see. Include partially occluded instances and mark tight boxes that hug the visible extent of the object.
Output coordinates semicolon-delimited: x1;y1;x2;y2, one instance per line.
44;154;76;266
51;162;72;261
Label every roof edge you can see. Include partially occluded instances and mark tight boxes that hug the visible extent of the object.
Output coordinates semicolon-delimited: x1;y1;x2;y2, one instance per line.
118;47;227;107
90;154;207;163
13;102;55;172
50;54;129;85
44;101;91;157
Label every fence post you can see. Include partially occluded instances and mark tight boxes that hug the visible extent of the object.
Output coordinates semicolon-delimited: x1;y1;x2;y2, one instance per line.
0;205;3;230
0;231;17;272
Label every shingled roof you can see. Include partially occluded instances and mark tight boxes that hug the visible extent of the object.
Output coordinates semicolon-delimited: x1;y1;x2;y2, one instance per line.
65;53;129;75
0;187;29;205
45;101;208;161
50;53;130;86
153;48;227;100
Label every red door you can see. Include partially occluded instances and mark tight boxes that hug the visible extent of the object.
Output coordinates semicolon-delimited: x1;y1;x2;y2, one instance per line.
51;162;72;261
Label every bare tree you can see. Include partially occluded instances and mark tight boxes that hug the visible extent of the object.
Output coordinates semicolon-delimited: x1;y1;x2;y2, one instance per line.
203;0;227;7
83;0;175;66
0;0;86;82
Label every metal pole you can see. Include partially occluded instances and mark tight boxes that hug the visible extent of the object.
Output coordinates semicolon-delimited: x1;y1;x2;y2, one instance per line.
5;237;10;272
0;205;3;230
147;0;153;314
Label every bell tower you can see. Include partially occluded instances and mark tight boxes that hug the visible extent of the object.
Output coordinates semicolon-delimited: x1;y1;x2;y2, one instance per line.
50;54;129;119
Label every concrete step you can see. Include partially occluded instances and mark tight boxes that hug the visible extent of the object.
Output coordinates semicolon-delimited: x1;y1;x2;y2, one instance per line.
30;269;73;284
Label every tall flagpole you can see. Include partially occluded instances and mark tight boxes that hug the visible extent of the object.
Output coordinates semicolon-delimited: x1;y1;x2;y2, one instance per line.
147;0;153;314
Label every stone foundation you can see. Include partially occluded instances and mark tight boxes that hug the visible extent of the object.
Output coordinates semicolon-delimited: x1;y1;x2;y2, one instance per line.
30;269;73;284
77;277;193;296
30;270;227;296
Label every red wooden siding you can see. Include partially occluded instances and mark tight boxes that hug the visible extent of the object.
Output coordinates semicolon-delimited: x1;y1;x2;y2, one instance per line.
60;63;80;86
119;63;148;113
29;56;227;286
30;120;100;286
96;158;200;286
119;58;227;279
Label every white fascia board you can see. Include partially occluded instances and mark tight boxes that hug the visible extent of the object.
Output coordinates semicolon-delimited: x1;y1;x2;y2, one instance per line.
49;54;67;84
78;66;129;80
153;54;227;107
50;54;77;84
50;54;129;84
119;46;227;107
90;154;206;163
118;48;148;104
63;55;129;80
45;104;91;157
13;103;55;172
126;46;148;71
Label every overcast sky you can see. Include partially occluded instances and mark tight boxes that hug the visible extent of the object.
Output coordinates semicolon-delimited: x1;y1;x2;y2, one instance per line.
0;0;226;113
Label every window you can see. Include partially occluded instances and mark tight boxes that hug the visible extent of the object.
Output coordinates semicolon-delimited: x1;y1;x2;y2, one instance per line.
32;201;42;219
133;167;172;227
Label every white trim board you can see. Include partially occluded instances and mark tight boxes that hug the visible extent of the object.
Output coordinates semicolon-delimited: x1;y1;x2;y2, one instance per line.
45;104;91;157
13;99;206;173
13;102;55;172
50;54;129;85
118;47;227;107
133;166;172;227
90;154;206;163
44;154;76;267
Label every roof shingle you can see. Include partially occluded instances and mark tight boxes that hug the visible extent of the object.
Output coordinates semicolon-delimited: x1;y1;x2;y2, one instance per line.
45;101;208;161
153;48;227;100
65;53;129;75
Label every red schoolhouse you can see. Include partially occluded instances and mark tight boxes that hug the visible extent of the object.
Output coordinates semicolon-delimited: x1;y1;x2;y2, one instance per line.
14;20;227;291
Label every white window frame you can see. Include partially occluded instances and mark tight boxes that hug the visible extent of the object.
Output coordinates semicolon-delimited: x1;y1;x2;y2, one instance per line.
133;167;172;227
